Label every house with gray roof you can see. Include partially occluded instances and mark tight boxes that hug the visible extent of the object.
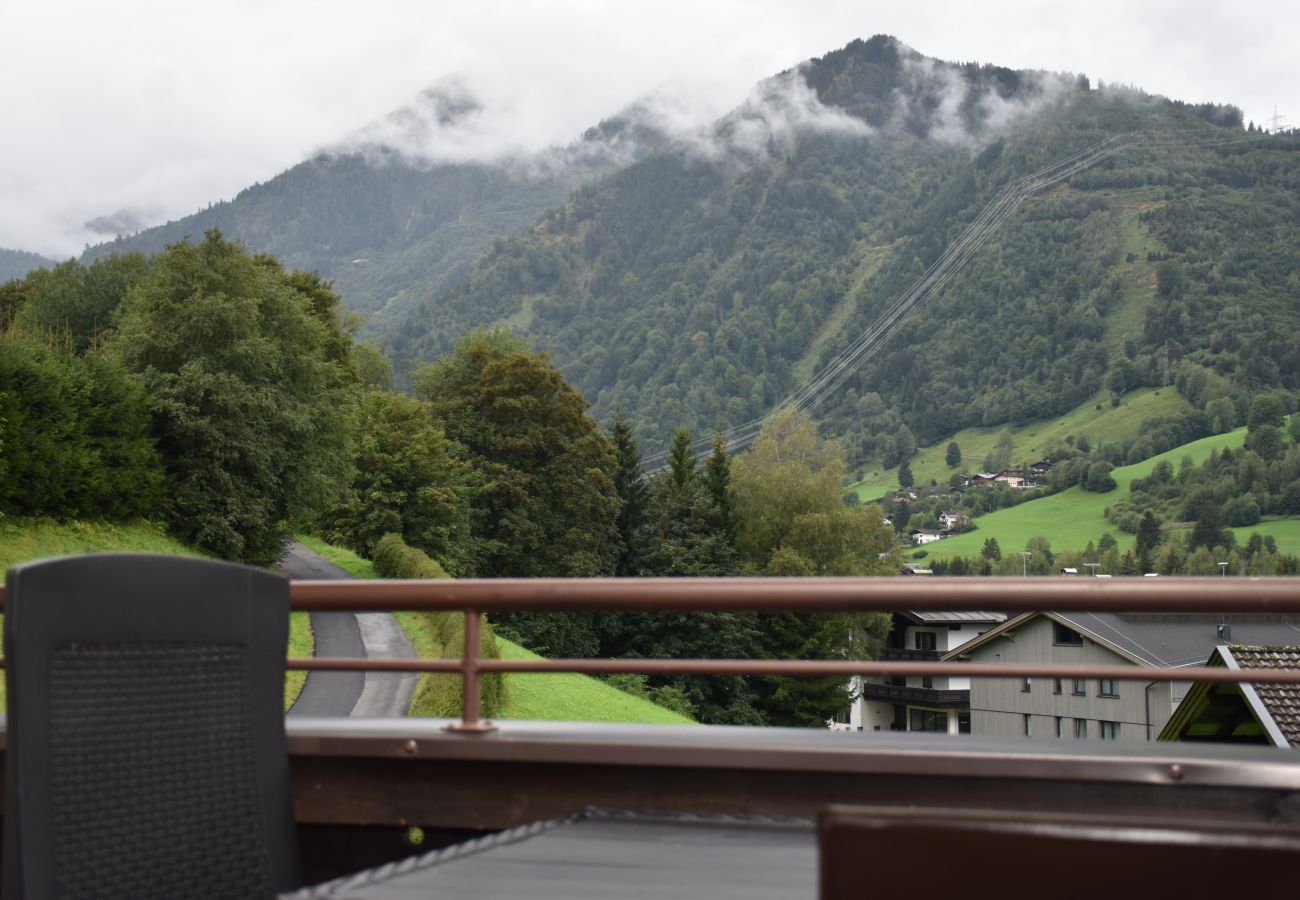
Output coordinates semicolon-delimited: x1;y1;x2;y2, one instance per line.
942;613;1300;743
1160;645;1300;748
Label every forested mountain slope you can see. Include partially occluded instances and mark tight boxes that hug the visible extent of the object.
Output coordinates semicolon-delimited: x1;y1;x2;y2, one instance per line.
0;248;55;283
389;36;1300;461
79;88;668;334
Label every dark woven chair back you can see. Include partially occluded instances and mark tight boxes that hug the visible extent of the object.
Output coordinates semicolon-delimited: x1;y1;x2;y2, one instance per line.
3;554;302;900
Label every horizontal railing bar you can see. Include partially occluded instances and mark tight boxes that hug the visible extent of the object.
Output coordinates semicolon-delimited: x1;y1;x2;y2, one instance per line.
4;578;1300;613
285;657;1300;684
280;577;1300;613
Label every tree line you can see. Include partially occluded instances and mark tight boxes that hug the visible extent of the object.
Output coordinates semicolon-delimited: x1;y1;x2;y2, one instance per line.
1;234;899;726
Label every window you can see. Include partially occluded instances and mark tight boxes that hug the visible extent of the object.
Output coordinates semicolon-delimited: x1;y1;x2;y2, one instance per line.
1021;677;1032;693
914;631;936;651
1100;721;1120;740
909;709;948;733
1053;678;1063;695
958;713;971;734
1023;714;1033;737
1098;679;1119;698
1072;678;1086;696
1074;718;1088;739
1056;716;1064;738
1054;622;1083;645
921;676;933;689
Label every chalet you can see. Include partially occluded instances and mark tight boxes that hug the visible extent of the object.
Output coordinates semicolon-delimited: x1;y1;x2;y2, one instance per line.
938;510;969;530
1059;567;1079;576
847;611;1007;734
1030;459;1054;476
944;613;1300;742
910;530;943;546
1160;645;1300;749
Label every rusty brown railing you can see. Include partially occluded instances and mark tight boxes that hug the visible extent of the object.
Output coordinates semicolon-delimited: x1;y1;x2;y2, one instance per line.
5;576;1300;733
288;577;1300;732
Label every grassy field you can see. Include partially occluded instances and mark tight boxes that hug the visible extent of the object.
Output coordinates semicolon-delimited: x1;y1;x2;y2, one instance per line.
924;426;1255;560
0;518;314;711
295;534;695;724
850;387;1186;501
495;638;694;724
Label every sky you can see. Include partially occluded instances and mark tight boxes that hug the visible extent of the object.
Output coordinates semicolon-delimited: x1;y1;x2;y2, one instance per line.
2;0;1295;259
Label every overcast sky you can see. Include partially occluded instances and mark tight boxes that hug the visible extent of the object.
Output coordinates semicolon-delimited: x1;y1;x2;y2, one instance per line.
3;0;1295;259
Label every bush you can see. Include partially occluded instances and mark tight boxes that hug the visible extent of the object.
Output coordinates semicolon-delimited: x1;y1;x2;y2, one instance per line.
372;532;450;579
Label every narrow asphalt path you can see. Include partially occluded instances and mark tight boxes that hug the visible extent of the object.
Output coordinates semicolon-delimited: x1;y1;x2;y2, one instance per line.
280;541;420;717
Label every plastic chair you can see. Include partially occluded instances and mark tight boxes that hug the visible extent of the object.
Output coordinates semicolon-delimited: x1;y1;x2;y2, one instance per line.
3;554;302;899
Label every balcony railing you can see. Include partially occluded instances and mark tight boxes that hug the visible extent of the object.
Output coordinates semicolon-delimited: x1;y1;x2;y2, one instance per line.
880;647;942;661
273;576;1300;732
857;682;969;706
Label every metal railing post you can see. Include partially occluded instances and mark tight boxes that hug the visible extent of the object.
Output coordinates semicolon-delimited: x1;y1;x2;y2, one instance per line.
445;607;496;733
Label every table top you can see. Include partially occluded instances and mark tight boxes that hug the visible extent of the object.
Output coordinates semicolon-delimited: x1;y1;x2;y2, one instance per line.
283;810;816;899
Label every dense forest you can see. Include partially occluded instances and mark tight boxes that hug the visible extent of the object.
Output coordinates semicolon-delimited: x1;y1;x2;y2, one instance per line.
0;235;894;725
382;37;1298;465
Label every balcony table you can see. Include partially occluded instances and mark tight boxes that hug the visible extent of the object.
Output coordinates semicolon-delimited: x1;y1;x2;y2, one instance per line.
281;810;815;899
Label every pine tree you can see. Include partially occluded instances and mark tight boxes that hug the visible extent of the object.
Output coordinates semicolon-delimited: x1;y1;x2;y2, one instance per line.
611;411;649;577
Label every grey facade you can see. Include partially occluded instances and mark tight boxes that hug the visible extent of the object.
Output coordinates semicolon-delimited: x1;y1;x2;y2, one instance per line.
946;612;1300;743
952;615;1172;741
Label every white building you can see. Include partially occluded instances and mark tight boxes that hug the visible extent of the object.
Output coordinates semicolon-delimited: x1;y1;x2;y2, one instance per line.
844;611;1006;734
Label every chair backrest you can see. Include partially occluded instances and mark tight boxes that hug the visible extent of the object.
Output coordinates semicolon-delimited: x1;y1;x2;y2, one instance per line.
819;804;1300;900
3;554;302;900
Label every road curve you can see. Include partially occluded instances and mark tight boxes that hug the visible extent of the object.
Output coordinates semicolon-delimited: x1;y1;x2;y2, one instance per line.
280;541;420;717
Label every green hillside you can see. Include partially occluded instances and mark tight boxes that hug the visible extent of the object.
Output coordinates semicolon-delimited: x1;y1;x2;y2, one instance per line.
495;639;695;724
925;426;1256;558
851;385;1185;500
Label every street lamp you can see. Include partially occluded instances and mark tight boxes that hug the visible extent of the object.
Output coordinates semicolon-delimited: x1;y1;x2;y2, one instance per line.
1018;551;1032;577
1218;561;1228;577
1084;562;1101;577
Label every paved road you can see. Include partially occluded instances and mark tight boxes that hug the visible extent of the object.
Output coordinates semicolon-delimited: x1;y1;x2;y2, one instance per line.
281;541;419;717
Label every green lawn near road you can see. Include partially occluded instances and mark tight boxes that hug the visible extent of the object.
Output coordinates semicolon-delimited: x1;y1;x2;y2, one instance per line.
926;425;1252;560
495;638;695;724
294;534;696;724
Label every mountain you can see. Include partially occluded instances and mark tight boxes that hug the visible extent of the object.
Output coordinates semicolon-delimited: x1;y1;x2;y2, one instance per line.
81;83;671;335
387;36;1299;461
79;36;1300;468
0;248;56;283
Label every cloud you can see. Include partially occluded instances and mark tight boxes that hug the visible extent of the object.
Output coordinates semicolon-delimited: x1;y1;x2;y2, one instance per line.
894;50;1075;147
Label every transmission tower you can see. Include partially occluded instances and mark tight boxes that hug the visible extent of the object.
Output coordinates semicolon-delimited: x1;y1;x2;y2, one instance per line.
1267;105;1287;134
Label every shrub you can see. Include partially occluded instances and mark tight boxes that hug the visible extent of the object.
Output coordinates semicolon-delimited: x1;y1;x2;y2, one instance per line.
372;532;450;579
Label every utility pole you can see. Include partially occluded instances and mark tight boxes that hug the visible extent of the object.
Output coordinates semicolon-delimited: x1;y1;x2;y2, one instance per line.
1018;551;1032;577
1084;562;1101;577
1267;105;1287;134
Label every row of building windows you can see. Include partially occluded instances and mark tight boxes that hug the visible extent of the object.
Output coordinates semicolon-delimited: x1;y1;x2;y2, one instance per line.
1023;714;1120;739
1021;677;1119;697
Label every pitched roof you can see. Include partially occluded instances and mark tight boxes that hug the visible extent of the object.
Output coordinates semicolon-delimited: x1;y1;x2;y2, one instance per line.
1225;645;1300;748
905;611;1006;624
942;611;1300;669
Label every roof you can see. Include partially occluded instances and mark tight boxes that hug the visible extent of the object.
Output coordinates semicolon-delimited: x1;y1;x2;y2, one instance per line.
906;611;1006;625
1225;645;1300;748
943;612;1300;668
